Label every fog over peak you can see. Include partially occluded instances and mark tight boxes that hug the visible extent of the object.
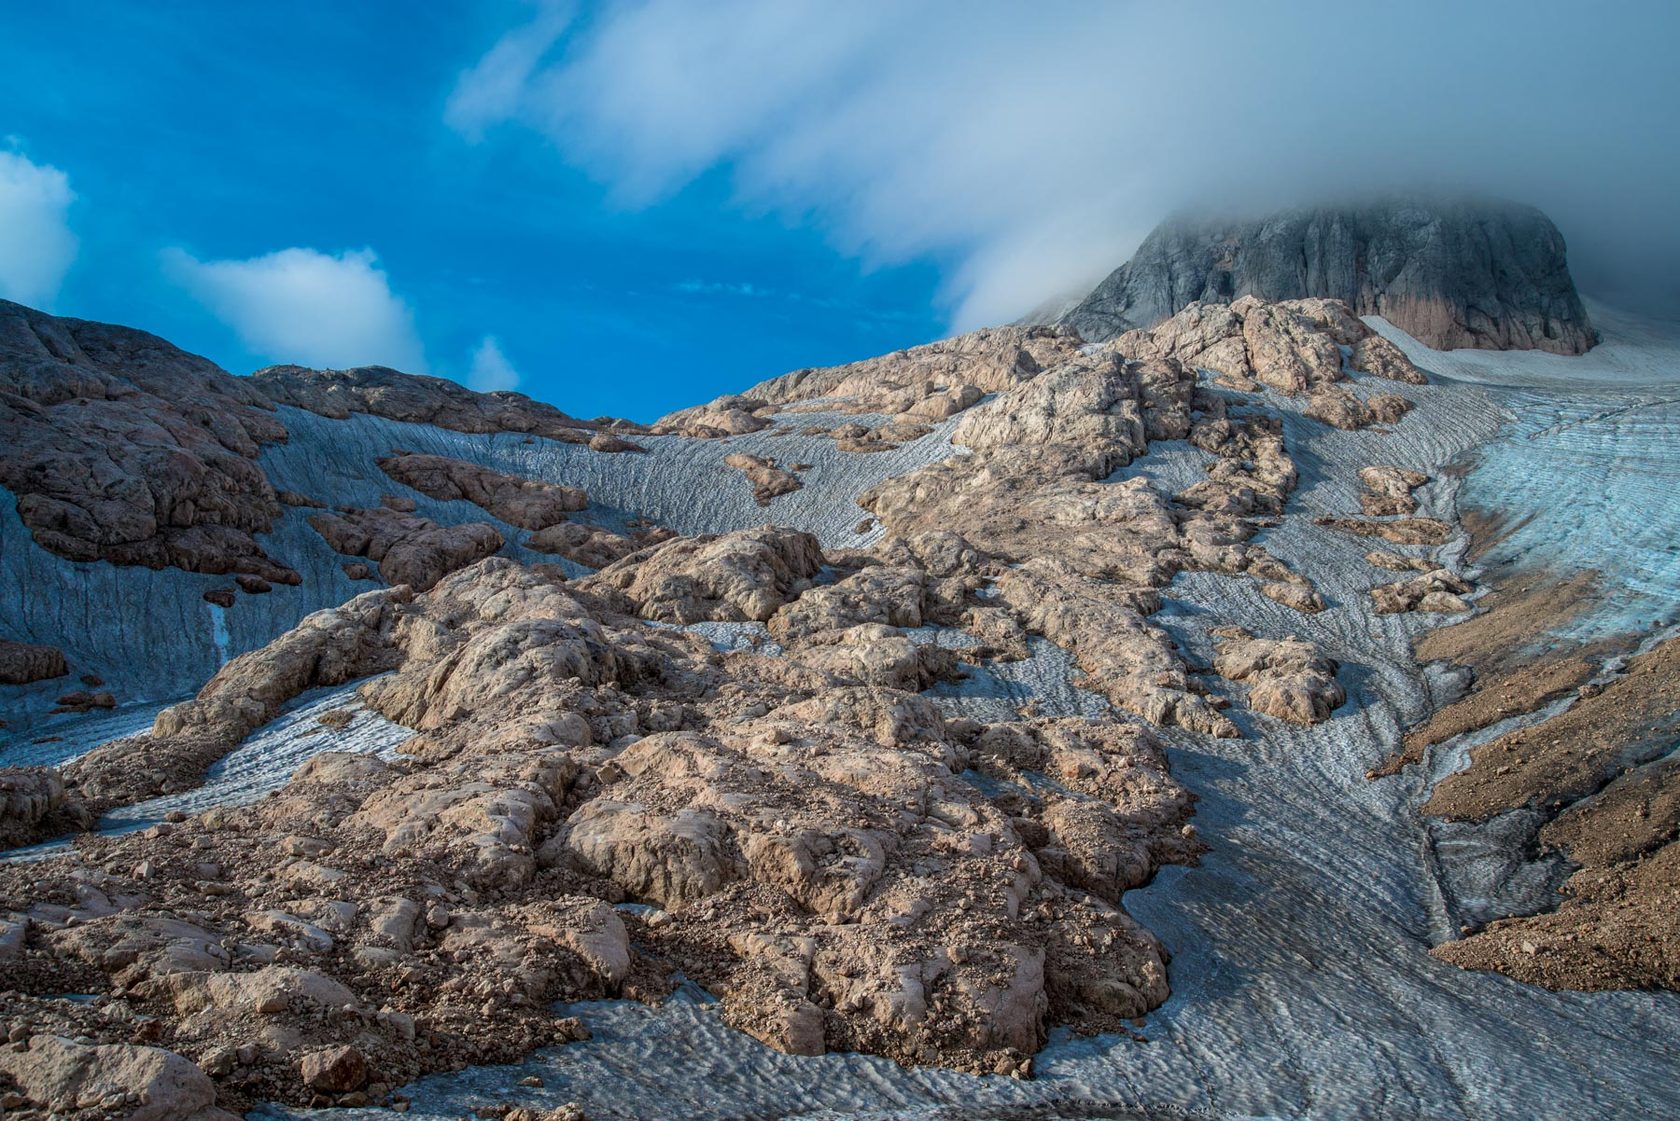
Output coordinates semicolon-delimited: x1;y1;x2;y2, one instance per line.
453;0;1680;328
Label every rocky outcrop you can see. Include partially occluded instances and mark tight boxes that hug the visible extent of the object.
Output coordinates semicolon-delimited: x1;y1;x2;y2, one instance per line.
1061;196;1596;354
1;540;1207;1104
251;364;641;445
308;507;503;591
1105;296;1423;430
526;521;676;570
856;323;1366;732
745;325;1082;413
1315;516;1453;546
377;452;586;529
63;588;406;809
1370;570;1473;614
0;767;92;849
1211;629;1345;726
0;300;297;582
582;526;824;623
828;420;933;453
652;395;773;438
0;639;67;685
1359;465;1430;516
723;453;803;505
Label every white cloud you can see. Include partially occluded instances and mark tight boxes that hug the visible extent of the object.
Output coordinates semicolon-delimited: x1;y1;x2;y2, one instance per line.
166;246;427;371
0;150;78;307
445;1;576;141
467;335;519;392
449;0;1680;327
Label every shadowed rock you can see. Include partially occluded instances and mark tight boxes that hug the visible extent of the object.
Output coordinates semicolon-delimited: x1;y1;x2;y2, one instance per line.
378;451;586;529
0;300;297;582
1061;196;1596;354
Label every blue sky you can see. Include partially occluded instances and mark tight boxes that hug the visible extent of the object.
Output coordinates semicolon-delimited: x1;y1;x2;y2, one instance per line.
3;2;1676;421
0;2;945;421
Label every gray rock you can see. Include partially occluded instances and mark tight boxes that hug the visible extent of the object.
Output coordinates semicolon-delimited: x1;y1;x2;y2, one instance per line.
1060;195;1596;354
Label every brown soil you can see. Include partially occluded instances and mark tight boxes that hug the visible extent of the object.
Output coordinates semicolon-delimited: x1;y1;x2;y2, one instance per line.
1423;636;1680;822
1370;570;1610;777
1428;635;1680;989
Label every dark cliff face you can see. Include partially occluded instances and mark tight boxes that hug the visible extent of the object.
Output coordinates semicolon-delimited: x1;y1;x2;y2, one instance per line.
1061;197;1597;354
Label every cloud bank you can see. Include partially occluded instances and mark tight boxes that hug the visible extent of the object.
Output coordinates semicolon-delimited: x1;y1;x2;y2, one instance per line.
467;335;520;392
0;150;77;307
451;0;1680;326
166;246;427;371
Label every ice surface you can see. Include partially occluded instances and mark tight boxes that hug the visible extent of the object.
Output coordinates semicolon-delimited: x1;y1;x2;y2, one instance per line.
2;680;411;863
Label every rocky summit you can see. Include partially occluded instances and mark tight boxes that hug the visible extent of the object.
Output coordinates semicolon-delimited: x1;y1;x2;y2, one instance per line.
1;235;1678;1120
1059;195;1598;355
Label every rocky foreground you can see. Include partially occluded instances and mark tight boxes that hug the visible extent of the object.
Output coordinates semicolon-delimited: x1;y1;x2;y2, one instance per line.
0;284;1672;1119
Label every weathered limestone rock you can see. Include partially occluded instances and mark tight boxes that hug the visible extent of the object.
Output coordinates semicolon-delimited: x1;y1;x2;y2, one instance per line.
378;452;586;529
298;1045;367;1093
0;639;67;685
1106;296;1421;428
0;1035;239;1121
652;394;773;438
66;588;405;808
584;526;824;623
526;521;676;570
1359;465;1431;516
829;421;934;453
1315;516;1453;546
1303;386;1412;430
1212;628;1345;725
949;353;1152;476
1370;569;1473;614
0;300;296;581
723;453;803;505
0;530;1210;1100
0;767;92;849
308;506;503;591
742;324;1083;413
251;363;640;444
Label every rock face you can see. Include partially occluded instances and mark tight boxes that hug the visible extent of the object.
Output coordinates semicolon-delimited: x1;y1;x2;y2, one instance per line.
0;300;296;581
377;452;586;529
1061;196;1596;354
